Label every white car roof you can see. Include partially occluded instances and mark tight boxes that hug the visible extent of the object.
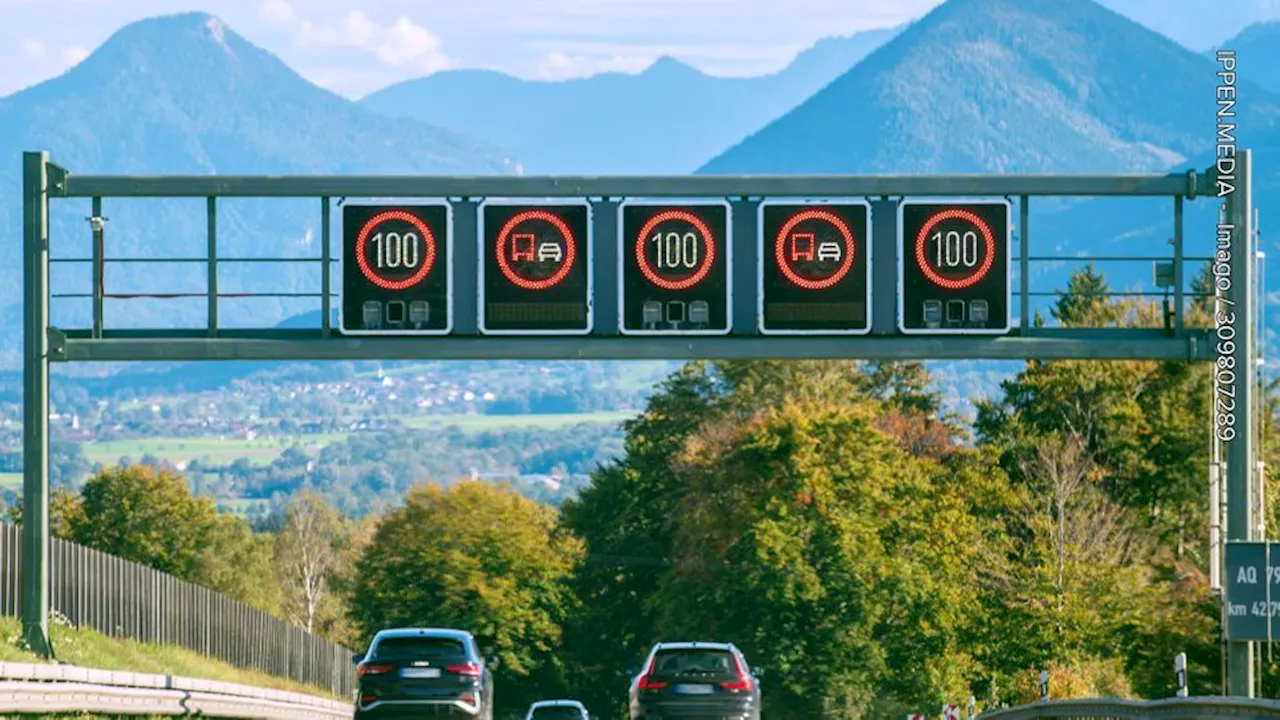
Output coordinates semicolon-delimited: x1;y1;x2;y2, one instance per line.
654;641;735;651
529;699;586;708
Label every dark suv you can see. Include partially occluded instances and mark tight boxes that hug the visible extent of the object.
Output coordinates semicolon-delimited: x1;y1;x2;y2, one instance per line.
628;641;761;719
354;627;495;719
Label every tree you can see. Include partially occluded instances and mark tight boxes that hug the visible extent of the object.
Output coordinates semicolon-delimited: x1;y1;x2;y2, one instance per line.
273;492;349;633
1051;263;1117;327
60;465;279;613
194;512;280;613
348;480;583;715
865;360;942;415
69;465;221;579
975;265;1226;696
4;486;85;539
562;360;1016;717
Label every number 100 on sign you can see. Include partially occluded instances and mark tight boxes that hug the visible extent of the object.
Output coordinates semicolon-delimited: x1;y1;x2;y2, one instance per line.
898;199;1010;335
340;203;453;335
620;201;731;335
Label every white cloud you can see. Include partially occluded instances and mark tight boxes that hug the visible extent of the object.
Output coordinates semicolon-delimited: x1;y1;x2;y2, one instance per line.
62;45;89;66
258;1;451;74
534;50;653;79
258;0;294;24
20;38;45;57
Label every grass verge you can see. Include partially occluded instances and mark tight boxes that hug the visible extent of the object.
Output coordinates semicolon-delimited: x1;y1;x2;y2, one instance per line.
0;615;348;703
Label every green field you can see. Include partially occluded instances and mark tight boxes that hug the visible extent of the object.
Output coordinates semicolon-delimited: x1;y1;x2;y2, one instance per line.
401;410;635;431
79;435;305;467
217;497;274;517
75;411;635;469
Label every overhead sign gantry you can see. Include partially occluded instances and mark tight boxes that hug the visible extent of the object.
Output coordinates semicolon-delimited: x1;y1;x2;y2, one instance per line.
22;151;1246;681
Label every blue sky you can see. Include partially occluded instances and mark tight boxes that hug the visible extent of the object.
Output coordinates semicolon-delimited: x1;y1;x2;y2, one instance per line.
3;0;1278;100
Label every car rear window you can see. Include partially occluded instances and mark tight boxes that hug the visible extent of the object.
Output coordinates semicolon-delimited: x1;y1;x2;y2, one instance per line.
653;649;737;673
372;636;466;660
530;708;584;719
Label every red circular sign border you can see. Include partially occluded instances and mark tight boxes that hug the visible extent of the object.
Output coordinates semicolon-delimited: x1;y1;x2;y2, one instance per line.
494;209;578;291
355;210;438;291
634;209;716;291
913;208;996;290
774;208;857;291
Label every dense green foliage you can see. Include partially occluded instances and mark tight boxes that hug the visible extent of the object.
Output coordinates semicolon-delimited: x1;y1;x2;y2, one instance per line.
4;266;1272;717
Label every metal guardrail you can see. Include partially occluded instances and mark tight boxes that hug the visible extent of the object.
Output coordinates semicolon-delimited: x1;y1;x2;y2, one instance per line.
978;696;1280;719
0;661;353;719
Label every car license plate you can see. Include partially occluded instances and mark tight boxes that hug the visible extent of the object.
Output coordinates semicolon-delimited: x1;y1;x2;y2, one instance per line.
674;683;715;694
400;667;441;679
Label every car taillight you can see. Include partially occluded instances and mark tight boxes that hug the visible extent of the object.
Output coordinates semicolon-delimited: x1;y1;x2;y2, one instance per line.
357;663;394;677
360;694;375;705
448;661;482;677
636;653;667;690
721;654;753;690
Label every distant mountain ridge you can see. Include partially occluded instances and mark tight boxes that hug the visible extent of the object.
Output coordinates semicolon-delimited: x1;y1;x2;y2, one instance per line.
696;0;1280;351
0;12;517;362
700;0;1280;175
1218;21;1280;94
359;26;903;174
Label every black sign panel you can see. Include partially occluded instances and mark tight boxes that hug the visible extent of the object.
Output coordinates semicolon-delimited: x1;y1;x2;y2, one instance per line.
341;203;451;335
899;199;1011;334
759;201;871;334
619;201;730;334
1225;542;1280;641
480;201;592;334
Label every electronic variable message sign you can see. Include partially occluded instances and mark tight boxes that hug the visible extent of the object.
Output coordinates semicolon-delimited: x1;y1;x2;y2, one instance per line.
479;200;592;335
619;200;730;334
341;203;451;335
898;198;1011;334
758;200;871;334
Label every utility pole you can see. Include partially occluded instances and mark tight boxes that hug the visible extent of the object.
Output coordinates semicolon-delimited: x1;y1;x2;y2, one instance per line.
1224;149;1256;696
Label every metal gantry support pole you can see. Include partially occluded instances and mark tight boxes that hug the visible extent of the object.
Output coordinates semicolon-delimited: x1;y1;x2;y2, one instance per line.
1019;196;1030;331
1225;149;1256;697
21;150;51;657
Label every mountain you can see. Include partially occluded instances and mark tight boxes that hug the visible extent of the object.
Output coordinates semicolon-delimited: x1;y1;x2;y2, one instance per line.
700;0;1280;175
1218;21;1280;94
359;26;903;174
0;12;517;365
697;0;1280;355
1100;0;1280;51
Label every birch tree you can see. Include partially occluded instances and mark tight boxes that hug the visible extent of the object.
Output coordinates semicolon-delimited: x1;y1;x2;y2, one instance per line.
274;492;347;633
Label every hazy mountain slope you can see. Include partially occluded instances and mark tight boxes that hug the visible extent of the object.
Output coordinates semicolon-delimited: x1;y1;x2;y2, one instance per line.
0;12;517;364
699;0;1279;175
1218;21;1280;94
359;27;903;174
1101;0;1280;51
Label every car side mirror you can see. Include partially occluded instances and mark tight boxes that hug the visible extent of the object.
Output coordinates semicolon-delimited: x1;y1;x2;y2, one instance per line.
351;653;363;665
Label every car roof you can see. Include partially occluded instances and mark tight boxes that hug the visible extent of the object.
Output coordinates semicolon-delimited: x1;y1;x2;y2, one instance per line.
653;641;736;651
372;628;474;642
529;699;587;708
